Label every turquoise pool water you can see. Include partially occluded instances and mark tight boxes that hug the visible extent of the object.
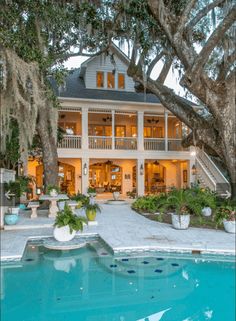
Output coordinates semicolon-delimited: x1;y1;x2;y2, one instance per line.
1;240;235;321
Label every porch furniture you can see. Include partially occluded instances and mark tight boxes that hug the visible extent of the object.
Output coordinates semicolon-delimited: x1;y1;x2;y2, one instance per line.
39;194;69;218
28;201;40;218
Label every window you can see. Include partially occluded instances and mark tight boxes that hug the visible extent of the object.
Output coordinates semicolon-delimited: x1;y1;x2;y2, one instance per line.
131;126;137;137
144;127;152;138
97;71;104;88
107;72;115;89
153;127;164;138
118;73;125;89
116;126;126;137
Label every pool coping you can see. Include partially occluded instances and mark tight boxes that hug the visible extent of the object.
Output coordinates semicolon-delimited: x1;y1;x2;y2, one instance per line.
1;231;235;262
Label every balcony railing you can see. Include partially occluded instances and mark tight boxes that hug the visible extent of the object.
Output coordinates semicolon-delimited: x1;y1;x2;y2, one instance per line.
168;139;189;151
58;135;81;149
57;135;189;152
115;137;137;150
89;136;112;149
144;138;165;151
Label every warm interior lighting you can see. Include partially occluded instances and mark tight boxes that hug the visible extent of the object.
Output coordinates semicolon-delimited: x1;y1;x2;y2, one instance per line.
96;71;104;88
107;72;115;88
118;73;125;89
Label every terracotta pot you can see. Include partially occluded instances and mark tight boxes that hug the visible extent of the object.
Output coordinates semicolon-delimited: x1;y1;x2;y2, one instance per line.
53;225;76;242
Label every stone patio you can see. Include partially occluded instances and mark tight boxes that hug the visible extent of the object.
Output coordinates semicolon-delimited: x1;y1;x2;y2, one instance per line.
1;204;235;261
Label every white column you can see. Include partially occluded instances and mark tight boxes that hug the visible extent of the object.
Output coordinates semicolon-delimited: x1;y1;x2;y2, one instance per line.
82;157;89;194
82;107;88;150
137;158;145;196
164;111;168;151
188;158;196;187
112;110;115;150
137;111;144;151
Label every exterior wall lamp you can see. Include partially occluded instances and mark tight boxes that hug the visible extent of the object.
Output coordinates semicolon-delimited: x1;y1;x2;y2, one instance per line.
191;164;197;175
83;163;88;175
140;164;144;175
36;187;41;195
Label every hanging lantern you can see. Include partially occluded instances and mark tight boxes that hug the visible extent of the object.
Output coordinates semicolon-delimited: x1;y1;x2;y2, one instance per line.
140;164;144;175
191;164;197;175
83;163;88;175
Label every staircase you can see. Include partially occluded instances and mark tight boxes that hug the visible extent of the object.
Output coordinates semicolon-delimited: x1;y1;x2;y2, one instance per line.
195;149;230;196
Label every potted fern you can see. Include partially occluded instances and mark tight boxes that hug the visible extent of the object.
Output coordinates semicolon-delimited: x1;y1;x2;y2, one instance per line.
160;188;202;229
83;202;101;221
47;184;60;197
215;202;236;233
53;204;87;242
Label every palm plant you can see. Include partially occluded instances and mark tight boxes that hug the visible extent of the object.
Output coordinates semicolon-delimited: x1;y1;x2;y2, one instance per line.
159;188;202;216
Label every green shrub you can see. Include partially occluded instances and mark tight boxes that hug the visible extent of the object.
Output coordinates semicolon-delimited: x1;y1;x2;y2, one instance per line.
132;194;166;214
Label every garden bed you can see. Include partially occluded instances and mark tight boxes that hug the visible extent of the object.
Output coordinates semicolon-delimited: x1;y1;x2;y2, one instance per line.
135;210;224;230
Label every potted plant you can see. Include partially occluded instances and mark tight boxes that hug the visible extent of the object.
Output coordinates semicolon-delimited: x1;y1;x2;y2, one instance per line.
47;185;60;197
215;203;236;233
71;193;89;208
3;177;31;225
113;191;120;200
83;202;101;221
4;208;19;225
87;187;96;197
160;188;202;229
192;186;216;217
53;204;87;242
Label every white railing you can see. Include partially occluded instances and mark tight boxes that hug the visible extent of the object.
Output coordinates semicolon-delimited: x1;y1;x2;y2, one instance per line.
58;135;81;149
196;148;230;194
168;139;189;151
144;138;165;151
196;158;217;191
115;137;137;150
89;136;112;149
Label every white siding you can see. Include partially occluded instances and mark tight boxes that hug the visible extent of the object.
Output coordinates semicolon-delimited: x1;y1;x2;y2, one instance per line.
84;53;135;92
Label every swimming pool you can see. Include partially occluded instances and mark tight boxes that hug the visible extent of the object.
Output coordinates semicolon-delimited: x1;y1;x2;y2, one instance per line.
1;238;235;321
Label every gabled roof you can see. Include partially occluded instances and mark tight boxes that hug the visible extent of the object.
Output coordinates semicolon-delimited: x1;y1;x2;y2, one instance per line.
79;43;130;78
51;69;161;103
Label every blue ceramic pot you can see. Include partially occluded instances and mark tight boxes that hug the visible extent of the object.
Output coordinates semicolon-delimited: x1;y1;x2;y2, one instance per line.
4;214;19;225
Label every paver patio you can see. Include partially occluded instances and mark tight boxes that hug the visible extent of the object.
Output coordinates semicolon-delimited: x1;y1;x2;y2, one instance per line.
1;204;235;261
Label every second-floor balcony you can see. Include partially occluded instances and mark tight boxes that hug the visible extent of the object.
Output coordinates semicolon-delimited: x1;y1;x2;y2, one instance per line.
58;135;188;152
57;109;190;152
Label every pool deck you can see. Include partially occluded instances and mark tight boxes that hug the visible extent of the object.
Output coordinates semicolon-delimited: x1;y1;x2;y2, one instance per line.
1;204;235;261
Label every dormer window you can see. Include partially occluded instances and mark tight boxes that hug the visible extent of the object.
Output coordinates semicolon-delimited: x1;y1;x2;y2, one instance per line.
107;72;115;89
118;73;125;89
97;71;104;88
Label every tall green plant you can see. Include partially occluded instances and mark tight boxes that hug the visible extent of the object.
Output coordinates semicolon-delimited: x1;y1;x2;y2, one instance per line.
159;189;202;216
54;204;87;234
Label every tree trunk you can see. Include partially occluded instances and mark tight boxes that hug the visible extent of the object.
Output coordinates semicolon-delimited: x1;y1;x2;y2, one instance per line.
37;107;58;190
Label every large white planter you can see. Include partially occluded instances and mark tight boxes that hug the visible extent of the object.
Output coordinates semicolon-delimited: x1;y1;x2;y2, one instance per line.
202;207;212;217
223;220;236;234
53;226;76;242
172;214;190;230
113;192;120;200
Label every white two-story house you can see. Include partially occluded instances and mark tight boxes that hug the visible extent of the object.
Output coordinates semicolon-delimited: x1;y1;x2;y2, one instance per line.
28;44;198;197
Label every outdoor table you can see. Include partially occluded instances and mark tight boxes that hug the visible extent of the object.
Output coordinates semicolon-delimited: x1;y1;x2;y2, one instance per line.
39;194;69;218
